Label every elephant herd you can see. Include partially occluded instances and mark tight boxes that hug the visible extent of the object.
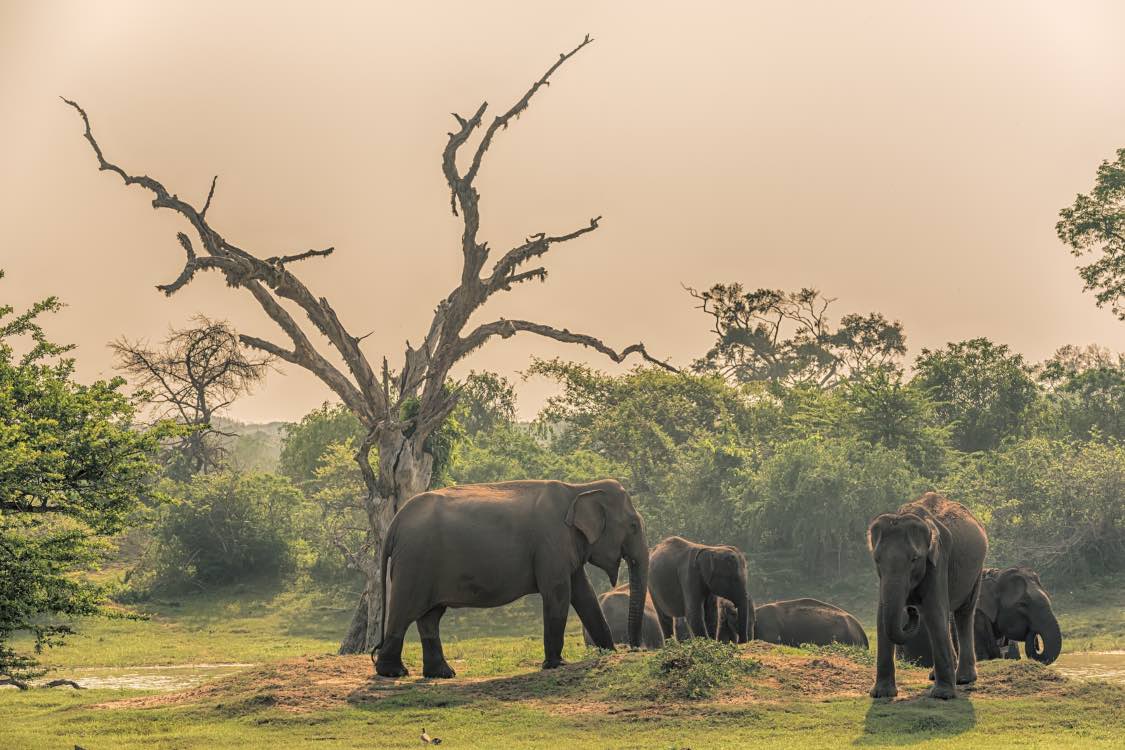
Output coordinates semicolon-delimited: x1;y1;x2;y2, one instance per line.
371;480;1062;701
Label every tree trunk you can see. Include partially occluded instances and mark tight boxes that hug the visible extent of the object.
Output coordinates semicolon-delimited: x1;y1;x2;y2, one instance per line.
338;431;434;654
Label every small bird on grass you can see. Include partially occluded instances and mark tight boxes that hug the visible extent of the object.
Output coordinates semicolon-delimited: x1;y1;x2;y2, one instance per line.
420;727;442;745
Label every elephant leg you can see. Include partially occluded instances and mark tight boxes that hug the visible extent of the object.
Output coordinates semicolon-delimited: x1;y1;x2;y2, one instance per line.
417;606;455;679
684;589;708;639
953;594;979;685
922;600;958;699
571;569;614;650
870;603;898;698
541;579;572;670
657;611;674;640
703;593;719;640
374;580;412;678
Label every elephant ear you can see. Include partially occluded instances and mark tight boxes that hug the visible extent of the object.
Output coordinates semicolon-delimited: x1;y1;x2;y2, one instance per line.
997;570;1028;610
566;489;606;544
977;574;1001;624
925;520;941;566
698;549;717;587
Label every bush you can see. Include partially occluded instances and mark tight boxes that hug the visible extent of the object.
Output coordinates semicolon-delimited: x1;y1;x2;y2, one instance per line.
651;639;756;700
143;472;307;590
751;436;922;579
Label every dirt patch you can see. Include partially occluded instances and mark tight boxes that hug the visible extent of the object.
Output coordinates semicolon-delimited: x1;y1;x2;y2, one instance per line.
93;645;1124;716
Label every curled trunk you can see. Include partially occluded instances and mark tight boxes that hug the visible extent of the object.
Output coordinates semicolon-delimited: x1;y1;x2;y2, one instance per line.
1025;610;1063;665
880;580;920;645
626;537;650;648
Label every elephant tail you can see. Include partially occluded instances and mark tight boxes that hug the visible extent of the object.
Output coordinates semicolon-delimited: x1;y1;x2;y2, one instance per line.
369;533;393;661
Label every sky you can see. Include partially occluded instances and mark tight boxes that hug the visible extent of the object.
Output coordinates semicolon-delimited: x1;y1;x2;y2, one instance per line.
2;1;1124;423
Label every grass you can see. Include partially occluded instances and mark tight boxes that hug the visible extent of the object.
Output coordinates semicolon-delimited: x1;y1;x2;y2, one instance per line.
2;579;1123;749
1052;578;1125;652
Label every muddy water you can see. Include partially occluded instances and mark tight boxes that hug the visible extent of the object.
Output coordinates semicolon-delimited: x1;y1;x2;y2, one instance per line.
1053;651;1125;684
36;663;255;691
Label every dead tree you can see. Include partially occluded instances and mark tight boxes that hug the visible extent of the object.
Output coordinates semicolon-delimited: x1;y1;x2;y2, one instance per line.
111;316;272;478
67;36;673;653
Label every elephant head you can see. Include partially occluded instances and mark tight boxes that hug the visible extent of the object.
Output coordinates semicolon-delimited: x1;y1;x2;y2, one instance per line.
868;513;934;645
979;566;1062;665
698;546;754;643
716;598;740;643
566;480;649;648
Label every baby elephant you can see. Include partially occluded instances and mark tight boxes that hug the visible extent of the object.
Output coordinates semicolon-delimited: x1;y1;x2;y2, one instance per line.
754;598;869;649
649;536;754;643
674;598;741;643
583;583;666;650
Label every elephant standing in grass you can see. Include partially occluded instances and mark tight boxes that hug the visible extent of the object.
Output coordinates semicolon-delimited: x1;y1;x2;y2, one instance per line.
583;583;665;650
754;598;869;649
899;566;1061;667
649;536;754;644
372;479;649;678
867;493;988;700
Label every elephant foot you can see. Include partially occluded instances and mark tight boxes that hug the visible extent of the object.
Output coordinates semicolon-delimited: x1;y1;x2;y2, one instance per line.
956;668;977;685
869;681;898;699
928;683;958;700
541;658;567;670
423;661;456;679
374;657;409;679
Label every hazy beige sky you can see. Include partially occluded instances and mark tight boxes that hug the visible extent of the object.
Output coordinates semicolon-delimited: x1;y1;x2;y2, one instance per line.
2;1;1124;422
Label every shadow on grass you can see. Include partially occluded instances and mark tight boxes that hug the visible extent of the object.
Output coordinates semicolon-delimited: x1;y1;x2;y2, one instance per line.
346;656;609;714
855;694;976;746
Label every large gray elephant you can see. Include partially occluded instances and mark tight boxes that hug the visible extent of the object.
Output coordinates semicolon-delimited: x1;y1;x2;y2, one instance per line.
867;492;988;699
754;598;869;649
899;565;1062;667
372;479;649;678
649;536;754;644
583;583;665;650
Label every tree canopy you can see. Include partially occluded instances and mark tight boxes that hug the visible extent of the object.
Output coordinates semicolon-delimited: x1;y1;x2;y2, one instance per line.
1057;148;1125;319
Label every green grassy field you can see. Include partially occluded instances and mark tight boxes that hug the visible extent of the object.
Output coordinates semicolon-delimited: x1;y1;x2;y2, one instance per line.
2;581;1123;749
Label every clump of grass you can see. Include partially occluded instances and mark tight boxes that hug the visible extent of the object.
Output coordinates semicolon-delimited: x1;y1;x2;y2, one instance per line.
650;639;758;700
798;642;874;667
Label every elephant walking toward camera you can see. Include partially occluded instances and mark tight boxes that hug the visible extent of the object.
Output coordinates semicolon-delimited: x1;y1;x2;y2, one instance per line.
899;566;1061;667
583;583;665;650
867;492;988;700
754;598;869;649
372;479;649;678
649;536;754;643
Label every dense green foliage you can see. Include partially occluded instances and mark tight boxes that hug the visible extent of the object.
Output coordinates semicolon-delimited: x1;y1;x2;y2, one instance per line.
0;274;167;679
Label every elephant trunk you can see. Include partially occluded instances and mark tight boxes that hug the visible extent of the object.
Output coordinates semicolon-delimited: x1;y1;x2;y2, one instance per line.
625;535;649;649
1025;609;1063;665
880;579;920;645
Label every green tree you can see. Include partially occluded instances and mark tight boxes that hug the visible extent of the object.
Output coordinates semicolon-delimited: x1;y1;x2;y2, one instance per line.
1057;148;1125;318
0;273;168;681
689;285;906;387
750;436;920;579
1038;345;1125;440
913;338;1038;453
278;403;365;490
453;371;518;437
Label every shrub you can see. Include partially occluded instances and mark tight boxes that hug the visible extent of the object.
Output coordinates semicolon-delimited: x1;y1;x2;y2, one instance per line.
145;472;307;590
650;639;756;700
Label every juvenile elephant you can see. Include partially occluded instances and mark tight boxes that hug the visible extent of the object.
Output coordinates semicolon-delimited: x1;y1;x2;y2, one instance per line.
899;566;1061;667
583;583;665;650
754;598;869;649
674;597;740;643
867;492;988;700
649;536;754;643
372;479;649;678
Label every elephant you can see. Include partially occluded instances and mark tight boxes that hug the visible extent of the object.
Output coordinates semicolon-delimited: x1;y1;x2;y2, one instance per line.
867;492;988;700
674;597;741;643
583;583;665;650
371;479;649;678
649;536;754;644
898;565;1062;667
754;598;869;649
